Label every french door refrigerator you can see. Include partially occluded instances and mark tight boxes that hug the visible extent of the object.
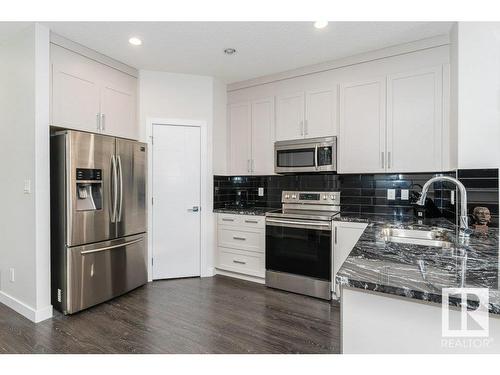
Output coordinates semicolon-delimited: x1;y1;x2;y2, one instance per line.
50;130;147;314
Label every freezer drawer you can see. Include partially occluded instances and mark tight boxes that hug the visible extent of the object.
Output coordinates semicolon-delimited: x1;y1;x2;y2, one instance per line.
65;233;147;314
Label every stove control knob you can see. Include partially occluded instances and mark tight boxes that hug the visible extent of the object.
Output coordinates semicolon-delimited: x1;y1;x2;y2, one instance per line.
322;195;327;200
330;194;335;200
285;194;290;199
291;194;297;199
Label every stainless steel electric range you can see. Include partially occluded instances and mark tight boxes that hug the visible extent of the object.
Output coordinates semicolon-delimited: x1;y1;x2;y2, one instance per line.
265;191;340;300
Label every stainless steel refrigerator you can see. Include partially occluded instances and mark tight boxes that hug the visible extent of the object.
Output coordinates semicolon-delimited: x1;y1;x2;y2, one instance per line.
50;130;147;314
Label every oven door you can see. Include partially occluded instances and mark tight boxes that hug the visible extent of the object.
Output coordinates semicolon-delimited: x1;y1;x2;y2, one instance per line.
265;217;332;281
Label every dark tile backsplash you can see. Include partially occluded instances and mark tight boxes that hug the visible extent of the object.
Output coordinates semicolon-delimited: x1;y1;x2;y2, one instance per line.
214;169;499;227
457;169;499;227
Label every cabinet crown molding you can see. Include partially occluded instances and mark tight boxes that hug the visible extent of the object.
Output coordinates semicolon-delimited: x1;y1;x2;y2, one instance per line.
227;34;449;92
50;32;138;78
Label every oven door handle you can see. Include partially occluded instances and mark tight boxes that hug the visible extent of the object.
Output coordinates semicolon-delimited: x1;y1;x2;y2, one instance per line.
266;218;332;230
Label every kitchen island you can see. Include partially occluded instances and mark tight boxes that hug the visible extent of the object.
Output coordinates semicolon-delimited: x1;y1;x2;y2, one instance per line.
335;214;500;353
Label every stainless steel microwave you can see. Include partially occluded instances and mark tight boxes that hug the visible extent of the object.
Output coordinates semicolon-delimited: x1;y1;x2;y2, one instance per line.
274;136;337;174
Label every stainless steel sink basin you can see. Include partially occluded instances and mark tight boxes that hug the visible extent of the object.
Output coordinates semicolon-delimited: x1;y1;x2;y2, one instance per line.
380;228;454;248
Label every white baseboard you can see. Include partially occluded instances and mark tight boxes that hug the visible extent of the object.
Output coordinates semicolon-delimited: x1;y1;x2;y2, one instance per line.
0;291;53;323
201;266;215;278
215;269;265;284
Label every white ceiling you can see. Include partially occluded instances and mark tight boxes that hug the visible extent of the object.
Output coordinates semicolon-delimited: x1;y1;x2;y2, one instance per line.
3;22;453;83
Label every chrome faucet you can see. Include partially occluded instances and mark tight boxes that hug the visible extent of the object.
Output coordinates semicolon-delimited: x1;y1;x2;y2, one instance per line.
416;176;471;237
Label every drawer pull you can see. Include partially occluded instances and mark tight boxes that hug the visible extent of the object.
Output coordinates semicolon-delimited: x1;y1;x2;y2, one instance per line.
245;220;259;224
233;260;246;265
233;236;246;241
222;218;235;222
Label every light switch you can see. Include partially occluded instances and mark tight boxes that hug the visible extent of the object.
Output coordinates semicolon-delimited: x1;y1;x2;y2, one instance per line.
401;189;409;200
24;179;31;194
258;187;264;197
387;189;396;200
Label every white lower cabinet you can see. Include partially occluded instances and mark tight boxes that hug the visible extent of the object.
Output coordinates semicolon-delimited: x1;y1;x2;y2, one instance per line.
216;213;265;281
332;221;368;297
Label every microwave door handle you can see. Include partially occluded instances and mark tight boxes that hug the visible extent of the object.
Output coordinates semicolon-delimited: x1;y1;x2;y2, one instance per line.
314;145;318;170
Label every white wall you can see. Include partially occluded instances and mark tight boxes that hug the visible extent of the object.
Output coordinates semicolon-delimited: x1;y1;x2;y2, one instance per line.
453;22;500;169
213;78;227;175
0;23;52;322
139;70;218;278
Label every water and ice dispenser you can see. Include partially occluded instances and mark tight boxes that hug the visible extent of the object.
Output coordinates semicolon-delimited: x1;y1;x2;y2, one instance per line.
75;168;103;211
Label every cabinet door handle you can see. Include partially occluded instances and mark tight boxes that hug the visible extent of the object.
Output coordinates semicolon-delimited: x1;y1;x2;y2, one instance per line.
304;119;308;135
100;113;105;131
247;159;251;173
251;159;255;172
381;152;385;169
334;226;338;244
245;219;259;224
96;113;101;131
387;151;391;169
300;120;304;136
233;260;246;265
222;218;234;221
233;236;246;241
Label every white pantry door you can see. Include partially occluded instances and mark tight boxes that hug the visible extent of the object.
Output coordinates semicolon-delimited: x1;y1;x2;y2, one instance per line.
152;124;201;279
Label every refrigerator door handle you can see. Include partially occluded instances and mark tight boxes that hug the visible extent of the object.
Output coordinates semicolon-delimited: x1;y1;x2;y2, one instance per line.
80;237;144;255
110;155;118;223
117;155;123;222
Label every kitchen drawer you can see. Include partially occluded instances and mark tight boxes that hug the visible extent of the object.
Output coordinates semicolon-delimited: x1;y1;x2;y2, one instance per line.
217;213;265;229
218;227;264;253
217;248;265;278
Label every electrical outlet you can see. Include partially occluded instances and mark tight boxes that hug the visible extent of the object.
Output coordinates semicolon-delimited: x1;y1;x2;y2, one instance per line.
451;190;455;205
258;187;264;197
401;189;409;200
387;189;396;200
9;268;15;283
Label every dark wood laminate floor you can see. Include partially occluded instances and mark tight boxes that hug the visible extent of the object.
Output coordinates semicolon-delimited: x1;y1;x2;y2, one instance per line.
0;275;340;354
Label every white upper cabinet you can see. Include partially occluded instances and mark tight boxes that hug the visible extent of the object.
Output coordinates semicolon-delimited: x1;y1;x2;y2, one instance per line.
50;44;138;139
228;98;275;175
305;88;337;138
275;92;305;141
339;78;386;173
251;97;275;175
51;45;101;132
100;68;138;139
339;66;445;173
228;102;252;175
386;66;443;172
276;88;337;141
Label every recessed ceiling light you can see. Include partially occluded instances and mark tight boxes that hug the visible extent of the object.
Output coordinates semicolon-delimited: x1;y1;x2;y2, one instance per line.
314;21;329;29
129;37;142;46
224;48;237;55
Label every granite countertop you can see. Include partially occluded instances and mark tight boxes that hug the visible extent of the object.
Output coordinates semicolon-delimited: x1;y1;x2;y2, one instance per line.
335;214;500;314
213;207;279;216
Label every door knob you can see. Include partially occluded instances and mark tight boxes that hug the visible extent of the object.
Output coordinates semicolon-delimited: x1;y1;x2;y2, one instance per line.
188;206;200;212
